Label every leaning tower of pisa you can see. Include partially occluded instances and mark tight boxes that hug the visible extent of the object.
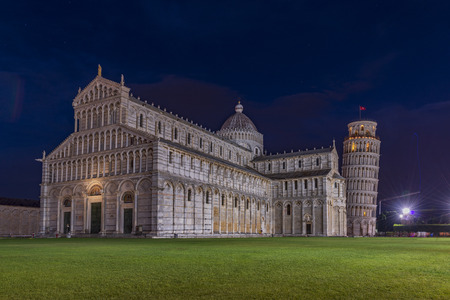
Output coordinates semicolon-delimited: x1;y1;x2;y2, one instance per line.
342;120;381;236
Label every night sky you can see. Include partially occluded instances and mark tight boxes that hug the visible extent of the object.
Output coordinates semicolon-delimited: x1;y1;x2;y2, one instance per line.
1;1;450;213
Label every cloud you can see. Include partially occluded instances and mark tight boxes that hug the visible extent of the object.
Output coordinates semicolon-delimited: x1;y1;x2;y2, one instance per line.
359;52;398;79
414;100;450;112
129;75;241;130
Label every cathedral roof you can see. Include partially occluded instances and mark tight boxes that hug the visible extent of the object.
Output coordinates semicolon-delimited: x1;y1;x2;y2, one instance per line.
159;138;265;178
264;169;331;180
220;102;258;132
252;147;333;162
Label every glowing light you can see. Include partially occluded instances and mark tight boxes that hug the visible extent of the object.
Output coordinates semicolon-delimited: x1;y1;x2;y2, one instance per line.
402;208;411;215
399;214;404;219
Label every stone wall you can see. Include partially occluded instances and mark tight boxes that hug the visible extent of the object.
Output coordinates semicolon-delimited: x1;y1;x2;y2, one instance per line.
0;205;39;236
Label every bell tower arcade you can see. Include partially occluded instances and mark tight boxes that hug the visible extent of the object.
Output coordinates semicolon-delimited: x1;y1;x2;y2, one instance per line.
342;120;380;236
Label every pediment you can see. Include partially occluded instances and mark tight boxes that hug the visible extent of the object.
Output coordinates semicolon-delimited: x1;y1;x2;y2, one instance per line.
46;135;74;161
72;75;127;107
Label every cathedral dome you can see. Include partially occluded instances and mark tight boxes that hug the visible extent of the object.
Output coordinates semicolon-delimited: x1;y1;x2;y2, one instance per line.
220;102;258;132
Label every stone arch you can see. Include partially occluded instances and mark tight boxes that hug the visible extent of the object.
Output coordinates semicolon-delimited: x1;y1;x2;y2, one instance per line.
353;219;361;236
85;178;102;191
284;201;292;234
162;181;175;234
172;182;185;234
136;178;151;194
103;181;117;196
72;184;85;197
274;201;283;234
50;188;61;200
10;209;19;235
195;186;204;196
118;180;135;193
61;186;72;197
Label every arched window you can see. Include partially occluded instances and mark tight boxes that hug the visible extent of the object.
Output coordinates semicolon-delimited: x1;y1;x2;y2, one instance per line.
123;192;133;203
257;201;260;210
294;180;298;190
304;180;308;189
298;160;302;168
89;185;102;196
268;163;271;171
282;161;286;169
169;152;173;164
221;194;225;206
286;204;291;216
174;128;178;140
234;197;238;208
139;114;143;127
129;157;134;172
187;133;191;145
314;178;318;189
284;181;288;190
158;121;162;134
205;191;210;204
246;199;249;209
187;189;192;201
63;198;71;207
316;158;320;166
199;138;203;148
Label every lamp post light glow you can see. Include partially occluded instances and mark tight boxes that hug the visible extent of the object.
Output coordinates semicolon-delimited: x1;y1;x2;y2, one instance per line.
402;208;411;215
400;207;414;225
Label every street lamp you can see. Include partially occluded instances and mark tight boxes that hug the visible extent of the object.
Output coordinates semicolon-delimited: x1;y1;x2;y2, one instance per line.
402;208;411;215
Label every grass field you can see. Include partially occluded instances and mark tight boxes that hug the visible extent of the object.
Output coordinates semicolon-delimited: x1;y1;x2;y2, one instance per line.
0;237;449;299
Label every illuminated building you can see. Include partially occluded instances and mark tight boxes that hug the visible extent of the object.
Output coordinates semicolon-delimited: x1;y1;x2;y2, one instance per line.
38;68;347;237
342;120;381;236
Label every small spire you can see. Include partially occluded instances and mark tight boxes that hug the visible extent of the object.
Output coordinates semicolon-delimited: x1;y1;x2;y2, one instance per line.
78;87;81;94
98;64;102;77
332;138;336;148
121;74;124;86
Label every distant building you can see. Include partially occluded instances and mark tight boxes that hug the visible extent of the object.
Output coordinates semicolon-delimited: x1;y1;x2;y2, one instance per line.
0;197;40;237
342;120;381;236
37;68;351;238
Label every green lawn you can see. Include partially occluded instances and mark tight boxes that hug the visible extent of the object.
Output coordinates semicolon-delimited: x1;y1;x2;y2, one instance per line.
0;237;449;299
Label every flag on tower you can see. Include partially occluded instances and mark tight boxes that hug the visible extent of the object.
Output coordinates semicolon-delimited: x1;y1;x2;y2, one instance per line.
359;106;366;111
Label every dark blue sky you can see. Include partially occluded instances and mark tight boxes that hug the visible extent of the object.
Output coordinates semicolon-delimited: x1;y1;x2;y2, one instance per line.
1;1;450;212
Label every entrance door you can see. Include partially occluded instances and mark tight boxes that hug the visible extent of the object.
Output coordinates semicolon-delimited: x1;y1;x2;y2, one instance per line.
64;212;71;233
306;223;312;234
91;202;101;234
123;208;133;234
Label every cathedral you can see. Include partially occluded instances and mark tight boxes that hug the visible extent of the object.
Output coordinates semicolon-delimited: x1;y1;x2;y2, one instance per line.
38;68;379;238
